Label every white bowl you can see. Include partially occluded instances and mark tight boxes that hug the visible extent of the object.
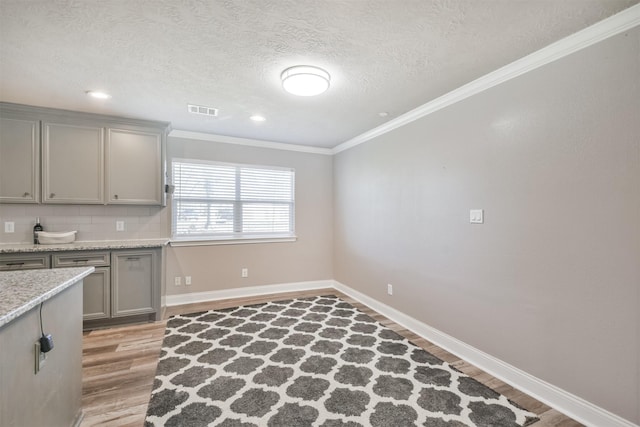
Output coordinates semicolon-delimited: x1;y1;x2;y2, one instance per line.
37;230;77;244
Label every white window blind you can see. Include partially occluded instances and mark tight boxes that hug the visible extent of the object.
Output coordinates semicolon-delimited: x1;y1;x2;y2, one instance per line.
172;159;295;241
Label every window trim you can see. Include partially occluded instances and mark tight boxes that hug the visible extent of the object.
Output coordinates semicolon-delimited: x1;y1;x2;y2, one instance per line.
170;158;296;243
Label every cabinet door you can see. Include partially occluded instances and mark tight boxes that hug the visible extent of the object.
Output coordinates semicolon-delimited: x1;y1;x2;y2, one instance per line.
111;250;157;317
106;128;163;205
83;267;111;320
42;122;104;204
0;117;39;203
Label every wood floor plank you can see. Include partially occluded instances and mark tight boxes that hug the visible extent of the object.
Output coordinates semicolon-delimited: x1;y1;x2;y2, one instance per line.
80;289;584;427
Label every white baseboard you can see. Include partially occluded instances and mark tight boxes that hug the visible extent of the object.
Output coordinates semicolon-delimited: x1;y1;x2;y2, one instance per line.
165;280;334;307
164;278;637;427
332;280;638;427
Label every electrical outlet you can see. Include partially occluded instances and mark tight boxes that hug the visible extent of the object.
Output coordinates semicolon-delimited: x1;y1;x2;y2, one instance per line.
34;341;47;374
241;268;248;278
174;276;182;286
4;221;15;233
116;220;125;231
387;284;393;295
185;276;192;286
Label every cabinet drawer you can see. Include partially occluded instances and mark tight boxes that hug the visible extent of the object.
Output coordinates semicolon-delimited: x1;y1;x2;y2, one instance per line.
52;251;110;267
0;254;50;271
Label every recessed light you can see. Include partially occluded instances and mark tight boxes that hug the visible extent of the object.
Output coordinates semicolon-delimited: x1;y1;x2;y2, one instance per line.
378;112;389;117
250;115;266;122
86;90;111;99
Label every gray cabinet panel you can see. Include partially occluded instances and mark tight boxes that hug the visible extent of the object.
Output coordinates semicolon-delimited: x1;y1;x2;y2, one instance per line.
42;122;104;204
0;253;50;271
0;117;39;203
52;251;110;267
83;267;111;320
111;250;157;317
106;128;163;205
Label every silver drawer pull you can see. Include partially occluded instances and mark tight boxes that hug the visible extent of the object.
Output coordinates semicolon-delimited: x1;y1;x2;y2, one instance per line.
73;259;90;263
6;262;25;266
126;257;140;261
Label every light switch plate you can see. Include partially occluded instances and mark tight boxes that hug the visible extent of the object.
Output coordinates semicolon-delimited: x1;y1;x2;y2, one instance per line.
470;209;484;224
116;220;125;231
4;222;15;233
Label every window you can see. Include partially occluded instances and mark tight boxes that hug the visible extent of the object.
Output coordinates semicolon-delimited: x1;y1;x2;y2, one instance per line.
171;159;295;242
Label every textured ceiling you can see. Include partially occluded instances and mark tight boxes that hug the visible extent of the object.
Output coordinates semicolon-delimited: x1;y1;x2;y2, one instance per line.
0;0;637;148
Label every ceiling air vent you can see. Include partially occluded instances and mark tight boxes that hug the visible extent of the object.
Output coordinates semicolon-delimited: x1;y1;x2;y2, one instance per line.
188;104;219;117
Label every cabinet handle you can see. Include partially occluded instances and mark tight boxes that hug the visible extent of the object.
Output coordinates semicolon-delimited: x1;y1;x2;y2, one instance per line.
73;259;89;263
126;257;140;261
114;194;119;199
50;193;55;198
23;192;30;197
6;262;25;266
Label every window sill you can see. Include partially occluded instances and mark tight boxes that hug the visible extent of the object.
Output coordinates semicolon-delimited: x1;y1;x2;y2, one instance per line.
169;236;297;247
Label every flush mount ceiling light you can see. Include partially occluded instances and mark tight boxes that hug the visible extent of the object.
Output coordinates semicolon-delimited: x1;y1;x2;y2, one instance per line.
250;115;266;122
86;90;111;99
281;65;330;97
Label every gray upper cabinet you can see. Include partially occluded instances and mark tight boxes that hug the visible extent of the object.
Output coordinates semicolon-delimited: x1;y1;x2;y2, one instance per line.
0;116;40;203
106;128;163;205
0;102;168;206
42;122;105;204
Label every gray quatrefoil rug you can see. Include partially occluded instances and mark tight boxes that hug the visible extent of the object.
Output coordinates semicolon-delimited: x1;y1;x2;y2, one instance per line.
145;295;539;427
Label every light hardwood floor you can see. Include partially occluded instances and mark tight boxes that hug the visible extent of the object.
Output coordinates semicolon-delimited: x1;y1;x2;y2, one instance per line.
80;289;583;427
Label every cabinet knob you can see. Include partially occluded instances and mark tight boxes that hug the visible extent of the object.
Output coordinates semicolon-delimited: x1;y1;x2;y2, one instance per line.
50;193;55;198
114;194;119;199
23;192;30;197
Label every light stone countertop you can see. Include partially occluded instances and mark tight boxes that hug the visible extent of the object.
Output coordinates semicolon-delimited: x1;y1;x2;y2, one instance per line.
0;267;94;328
0;238;169;254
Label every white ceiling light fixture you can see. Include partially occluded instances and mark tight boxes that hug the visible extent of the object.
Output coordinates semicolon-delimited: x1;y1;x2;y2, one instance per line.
250;115;266;122
281;65;330;97
86;90;111;99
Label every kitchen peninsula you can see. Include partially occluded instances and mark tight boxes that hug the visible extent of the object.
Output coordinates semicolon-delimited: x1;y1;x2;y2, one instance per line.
0;267;94;427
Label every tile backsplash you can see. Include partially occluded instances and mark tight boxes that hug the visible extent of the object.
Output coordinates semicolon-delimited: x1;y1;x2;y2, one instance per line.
0;204;170;243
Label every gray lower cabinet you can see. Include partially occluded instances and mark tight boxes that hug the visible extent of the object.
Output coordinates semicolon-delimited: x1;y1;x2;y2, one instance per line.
82;267;111;320
1;248;161;325
48;248;160;325
52;251;111;321
111;250;158;317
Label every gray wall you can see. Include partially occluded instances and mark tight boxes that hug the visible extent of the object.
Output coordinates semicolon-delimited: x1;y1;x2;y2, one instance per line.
166;137;333;295
333;28;639;423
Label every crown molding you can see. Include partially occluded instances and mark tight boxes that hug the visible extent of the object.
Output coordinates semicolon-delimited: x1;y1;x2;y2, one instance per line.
332;4;640;155
169;129;333;155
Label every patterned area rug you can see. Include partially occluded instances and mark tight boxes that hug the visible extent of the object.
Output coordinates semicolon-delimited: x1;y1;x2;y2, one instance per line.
145;295;539;427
